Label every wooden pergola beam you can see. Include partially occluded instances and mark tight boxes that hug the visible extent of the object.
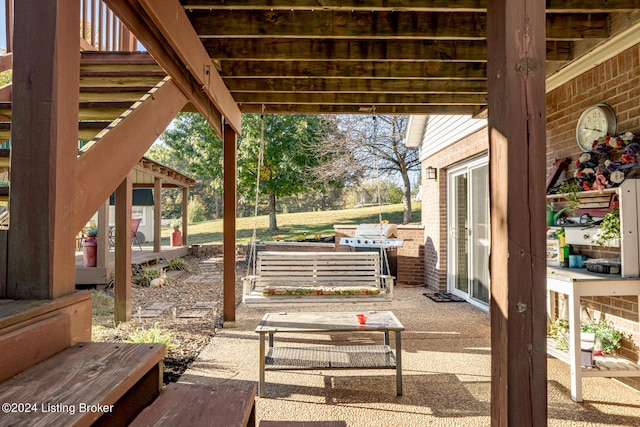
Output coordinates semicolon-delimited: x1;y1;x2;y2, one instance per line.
114;173;133;324
153;177;162;253
487;0;547;423
75;77;188;233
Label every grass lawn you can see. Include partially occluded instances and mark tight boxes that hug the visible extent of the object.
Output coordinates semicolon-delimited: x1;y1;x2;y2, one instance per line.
158;202;421;245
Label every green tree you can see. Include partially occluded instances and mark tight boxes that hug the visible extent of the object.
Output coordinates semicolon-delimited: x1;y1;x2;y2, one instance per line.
158;113;224;220
0;70;11;87
158;113;343;231
237;114;340;231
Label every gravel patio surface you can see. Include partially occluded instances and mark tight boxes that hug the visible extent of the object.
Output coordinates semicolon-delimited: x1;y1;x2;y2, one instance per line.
180;284;640;427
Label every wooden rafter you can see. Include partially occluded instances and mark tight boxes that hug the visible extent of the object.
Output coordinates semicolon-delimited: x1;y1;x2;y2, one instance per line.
104;0;238;137
139;0;241;134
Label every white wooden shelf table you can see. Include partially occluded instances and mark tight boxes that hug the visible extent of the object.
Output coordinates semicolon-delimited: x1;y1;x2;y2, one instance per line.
547;267;640;402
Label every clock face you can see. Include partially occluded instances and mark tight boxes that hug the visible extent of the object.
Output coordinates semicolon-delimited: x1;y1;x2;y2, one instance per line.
576;104;617;152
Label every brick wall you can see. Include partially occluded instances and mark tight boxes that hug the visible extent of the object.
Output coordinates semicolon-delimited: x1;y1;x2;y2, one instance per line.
421;129;489;291
547;44;640;388
419;42;640;388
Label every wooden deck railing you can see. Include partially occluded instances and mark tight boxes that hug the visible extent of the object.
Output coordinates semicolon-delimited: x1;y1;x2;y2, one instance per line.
3;0;138;53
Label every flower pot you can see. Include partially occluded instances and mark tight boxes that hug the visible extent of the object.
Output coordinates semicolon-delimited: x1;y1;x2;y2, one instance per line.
171;228;182;247
83;237;97;267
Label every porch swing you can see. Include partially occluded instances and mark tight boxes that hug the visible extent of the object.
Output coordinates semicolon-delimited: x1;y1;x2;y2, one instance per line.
241;108;395;304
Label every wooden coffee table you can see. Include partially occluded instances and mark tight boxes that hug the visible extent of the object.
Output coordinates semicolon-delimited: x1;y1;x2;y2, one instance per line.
255;311;404;397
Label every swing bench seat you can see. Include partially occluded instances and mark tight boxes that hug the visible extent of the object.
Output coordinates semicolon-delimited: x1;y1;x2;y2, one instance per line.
242;251;394;304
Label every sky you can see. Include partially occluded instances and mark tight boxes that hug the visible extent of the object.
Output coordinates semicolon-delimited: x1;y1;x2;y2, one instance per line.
0;7;5;51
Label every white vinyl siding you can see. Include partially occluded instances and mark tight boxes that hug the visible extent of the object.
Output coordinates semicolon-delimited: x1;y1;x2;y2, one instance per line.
419;115;487;161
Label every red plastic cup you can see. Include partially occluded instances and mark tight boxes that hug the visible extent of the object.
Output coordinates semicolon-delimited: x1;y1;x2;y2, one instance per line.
356;313;368;324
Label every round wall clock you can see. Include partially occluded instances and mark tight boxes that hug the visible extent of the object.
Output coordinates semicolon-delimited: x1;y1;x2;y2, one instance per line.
575;103;617;152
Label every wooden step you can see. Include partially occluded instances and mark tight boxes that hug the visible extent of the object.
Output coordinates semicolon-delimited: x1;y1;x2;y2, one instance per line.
129;382;256;427
0;342;165;427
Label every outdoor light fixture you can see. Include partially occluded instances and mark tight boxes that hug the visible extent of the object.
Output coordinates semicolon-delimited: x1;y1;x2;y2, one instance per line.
426;166;437;180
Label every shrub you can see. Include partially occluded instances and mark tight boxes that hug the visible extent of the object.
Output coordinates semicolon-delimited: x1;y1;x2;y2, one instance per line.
126;323;177;350
188;197;207;223
167;258;190;272
132;267;163;287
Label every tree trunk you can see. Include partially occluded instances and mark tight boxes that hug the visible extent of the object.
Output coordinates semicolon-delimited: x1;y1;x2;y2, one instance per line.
401;166;412;224
268;192;278;231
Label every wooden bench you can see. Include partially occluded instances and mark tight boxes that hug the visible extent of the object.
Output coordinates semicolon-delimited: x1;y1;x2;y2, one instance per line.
242;251;394;304
0;342;165;427
129;381;256;427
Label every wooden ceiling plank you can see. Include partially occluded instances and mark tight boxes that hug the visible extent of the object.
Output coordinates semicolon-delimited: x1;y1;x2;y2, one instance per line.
205;38;488;61
188;10;609;40
75;77;188;232
139;0;241;134
181;0;487;11
224;77;488;93
181;0;640;13
233;92;487;104
204;38;572;62
104;0;224;136
239;104;480;114
219;60;487;78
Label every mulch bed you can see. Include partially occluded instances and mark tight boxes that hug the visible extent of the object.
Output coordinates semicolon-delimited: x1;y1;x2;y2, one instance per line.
92;255;245;385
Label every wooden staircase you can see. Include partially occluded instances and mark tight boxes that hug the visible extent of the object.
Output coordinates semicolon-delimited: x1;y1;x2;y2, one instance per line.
0;51;167;142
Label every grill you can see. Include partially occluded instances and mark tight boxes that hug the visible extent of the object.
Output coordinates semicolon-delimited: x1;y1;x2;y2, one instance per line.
339;224;404;248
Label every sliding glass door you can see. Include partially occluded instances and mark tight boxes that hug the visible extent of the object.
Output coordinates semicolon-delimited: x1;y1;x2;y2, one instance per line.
447;158;490;307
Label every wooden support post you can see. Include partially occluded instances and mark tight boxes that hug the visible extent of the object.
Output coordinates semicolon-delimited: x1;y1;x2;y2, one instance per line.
0;230;6;298
223;121;237;324
182;188;188;245
154;178;162;253
114;174;132;324
487;0;547;425
4;0;12;53
97;200;110;268
7;0;80;299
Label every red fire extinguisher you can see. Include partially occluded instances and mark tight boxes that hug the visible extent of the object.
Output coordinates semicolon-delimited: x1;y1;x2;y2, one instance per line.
171;227;182;247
